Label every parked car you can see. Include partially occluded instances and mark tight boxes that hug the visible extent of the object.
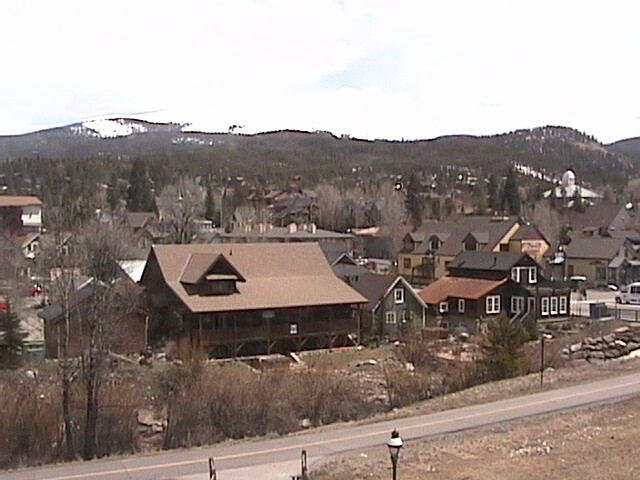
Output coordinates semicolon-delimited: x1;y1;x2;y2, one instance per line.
615;282;640;304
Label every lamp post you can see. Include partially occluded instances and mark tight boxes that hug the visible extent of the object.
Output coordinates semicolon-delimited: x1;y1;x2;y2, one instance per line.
387;429;403;480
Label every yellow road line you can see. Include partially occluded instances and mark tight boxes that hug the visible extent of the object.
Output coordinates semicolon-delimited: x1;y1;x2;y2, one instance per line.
31;376;640;480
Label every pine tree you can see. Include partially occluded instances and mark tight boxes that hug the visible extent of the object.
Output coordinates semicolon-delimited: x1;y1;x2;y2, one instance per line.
0;300;25;369
481;313;529;380
405;172;424;230
502;167;521;216
204;176;216;222
488;174;501;215
127;158;155;212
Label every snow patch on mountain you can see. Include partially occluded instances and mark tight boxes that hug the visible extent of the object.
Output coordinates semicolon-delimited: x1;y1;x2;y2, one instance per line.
81;119;149;138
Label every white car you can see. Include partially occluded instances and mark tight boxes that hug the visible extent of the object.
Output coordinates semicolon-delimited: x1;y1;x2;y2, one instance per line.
616;282;640;304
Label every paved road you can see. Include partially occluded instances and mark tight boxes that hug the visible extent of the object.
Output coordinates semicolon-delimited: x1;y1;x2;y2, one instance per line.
5;371;640;480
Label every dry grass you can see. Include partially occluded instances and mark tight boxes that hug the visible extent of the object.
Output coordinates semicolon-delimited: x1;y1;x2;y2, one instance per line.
310;393;640;480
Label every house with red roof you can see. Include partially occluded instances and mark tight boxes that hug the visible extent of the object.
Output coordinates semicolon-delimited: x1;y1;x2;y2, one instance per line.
418;250;570;334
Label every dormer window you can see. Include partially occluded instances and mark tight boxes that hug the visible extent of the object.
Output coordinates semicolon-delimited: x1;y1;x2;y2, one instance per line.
180;253;245;296
199;274;238;295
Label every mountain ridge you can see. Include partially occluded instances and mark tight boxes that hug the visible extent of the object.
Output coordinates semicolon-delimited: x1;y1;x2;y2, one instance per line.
0;119;636;190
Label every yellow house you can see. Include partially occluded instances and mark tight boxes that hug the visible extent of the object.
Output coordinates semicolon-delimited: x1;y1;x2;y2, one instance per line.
398;216;527;286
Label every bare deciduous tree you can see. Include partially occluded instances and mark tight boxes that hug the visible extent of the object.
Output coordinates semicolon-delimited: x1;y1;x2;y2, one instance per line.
156;177;204;243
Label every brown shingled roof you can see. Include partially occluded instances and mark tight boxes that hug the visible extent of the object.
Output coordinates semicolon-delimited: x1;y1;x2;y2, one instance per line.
147;243;366;313
418;277;506;305
0;195;42;207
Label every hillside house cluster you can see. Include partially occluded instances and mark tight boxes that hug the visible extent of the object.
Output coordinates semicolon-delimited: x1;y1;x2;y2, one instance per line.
22;167;640;361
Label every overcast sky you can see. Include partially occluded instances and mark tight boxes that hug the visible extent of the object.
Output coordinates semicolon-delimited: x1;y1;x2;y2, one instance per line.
2;0;639;142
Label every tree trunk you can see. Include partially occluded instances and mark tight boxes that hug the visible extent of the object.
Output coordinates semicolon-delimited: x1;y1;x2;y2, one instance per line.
61;359;75;460
82;351;100;460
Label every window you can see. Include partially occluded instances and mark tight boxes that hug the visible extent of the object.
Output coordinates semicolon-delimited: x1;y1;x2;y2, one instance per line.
559;296;567;314
550;296;558;315
403;258;411;269
394;288;404;304
439;301;449;313
486;295;501;314
458;299;465;313
512;266;537;284
511;296;525;313
595;266;607;281
386;312;397;324
541;297;549;316
289;323;298;335
511;267;520;282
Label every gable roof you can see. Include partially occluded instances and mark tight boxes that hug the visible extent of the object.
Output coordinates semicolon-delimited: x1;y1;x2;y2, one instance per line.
418;277;507;305
448;251;530;272
352;272;426;312
145;243;366;313
352;273;398;311
179;253;246;285
406;216;521;256
568;203;631;234
511;224;547;242
126;211;157;230
563;236;626;260
0;196;42;207
38;279;97;322
319;241;351;265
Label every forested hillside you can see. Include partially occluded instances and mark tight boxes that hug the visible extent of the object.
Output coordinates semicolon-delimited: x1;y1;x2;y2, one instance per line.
0;121;635;228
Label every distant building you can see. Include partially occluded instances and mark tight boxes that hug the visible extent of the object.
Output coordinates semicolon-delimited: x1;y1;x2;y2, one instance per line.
215;222;354;255
543;169;601;203
0;195;42;236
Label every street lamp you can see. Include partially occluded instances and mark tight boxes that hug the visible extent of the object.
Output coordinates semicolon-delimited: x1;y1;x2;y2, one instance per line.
387;429;403;480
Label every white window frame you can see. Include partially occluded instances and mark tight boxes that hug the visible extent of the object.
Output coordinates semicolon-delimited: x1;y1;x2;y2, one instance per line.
386;311;397;324
528;267;537;284
289;323;298;335
511;267;520;283
559;296;567;314
486;295;501;314
394;287;404;304
439;301;449;313
541;297;549;316
550;296;558;315
511;296;525;313
458;299;465;313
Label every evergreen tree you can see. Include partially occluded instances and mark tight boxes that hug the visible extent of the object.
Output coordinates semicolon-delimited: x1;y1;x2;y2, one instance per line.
405;172;424;230
475;181;489;215
502;167;521;216
481;313;529;381
127;158;155;212
0;300;25;369
488;174;501;215
204;176;216;222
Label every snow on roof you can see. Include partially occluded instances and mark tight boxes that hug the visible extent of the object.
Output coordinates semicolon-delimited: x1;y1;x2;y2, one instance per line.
118;260;147;283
